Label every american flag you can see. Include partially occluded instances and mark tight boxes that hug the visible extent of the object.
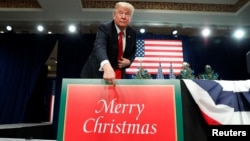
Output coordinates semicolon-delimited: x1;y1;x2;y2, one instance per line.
126;39;184;75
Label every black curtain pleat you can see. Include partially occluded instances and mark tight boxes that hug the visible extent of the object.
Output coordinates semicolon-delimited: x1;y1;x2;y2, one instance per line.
0;34;57;124
52;33;96;133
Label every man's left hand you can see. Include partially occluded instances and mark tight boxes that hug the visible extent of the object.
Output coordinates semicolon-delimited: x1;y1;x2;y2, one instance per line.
118;57;130;68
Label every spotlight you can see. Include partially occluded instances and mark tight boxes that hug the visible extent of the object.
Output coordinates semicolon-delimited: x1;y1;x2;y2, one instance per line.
68;24;77;33
6;25;12;31
171;29;178;37
233;29;245;39
140;28;145;34
37;25;44;32
201;28;211;37
172;29;178;35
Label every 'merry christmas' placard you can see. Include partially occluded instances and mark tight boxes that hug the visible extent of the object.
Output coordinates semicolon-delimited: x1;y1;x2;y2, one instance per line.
57;79;183;141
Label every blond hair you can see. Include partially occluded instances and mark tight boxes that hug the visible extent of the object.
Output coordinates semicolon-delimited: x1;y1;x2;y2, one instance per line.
113;2;135;16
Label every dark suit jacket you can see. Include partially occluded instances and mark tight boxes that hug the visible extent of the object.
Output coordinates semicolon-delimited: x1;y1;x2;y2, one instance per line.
80;20;137;78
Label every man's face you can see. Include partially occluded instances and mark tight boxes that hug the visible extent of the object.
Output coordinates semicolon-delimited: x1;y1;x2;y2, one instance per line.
113;6;132;30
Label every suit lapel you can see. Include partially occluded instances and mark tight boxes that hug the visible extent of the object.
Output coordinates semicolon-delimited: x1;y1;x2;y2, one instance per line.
111;21;119;57
124;28;132;54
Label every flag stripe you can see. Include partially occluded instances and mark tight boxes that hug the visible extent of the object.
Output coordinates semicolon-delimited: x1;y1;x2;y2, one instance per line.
183;79;250;125
145;52;183;56
145;40;183;45
147;45;182;51
126;68;183;74
126;39;184;75
133;57;183;61
130;62;183;67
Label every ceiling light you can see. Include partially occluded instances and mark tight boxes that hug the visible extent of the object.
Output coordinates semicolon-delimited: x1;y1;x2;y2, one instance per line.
68;25;76;33
172;29;178;35
6;25;12;31
233;29;245;39
37;25;44;32
140;28;145;34
171;29;178;37
201;28;211;37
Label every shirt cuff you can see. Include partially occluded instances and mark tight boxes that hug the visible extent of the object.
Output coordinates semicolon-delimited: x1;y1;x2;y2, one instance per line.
99;60;110;71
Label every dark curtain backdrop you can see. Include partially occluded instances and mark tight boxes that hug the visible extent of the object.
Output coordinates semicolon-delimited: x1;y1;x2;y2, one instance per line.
0;33;250;140
0;34;57;124
52;34;96;132
185;36;250;80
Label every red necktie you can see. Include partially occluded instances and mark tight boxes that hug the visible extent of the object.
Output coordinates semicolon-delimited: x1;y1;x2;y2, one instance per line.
118;31;124;60
115;31;124;79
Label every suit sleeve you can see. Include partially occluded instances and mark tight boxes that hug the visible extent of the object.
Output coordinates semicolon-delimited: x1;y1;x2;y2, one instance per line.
92;24;110;64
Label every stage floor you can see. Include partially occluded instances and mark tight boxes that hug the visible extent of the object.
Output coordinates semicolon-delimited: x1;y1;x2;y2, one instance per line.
0;122;56;140
0;122;52;129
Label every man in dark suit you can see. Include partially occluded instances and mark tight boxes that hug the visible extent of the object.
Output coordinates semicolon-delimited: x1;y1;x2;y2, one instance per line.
80;2;137;84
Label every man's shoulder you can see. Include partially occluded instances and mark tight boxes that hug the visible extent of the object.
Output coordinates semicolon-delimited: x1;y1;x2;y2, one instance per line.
100;21;114;27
